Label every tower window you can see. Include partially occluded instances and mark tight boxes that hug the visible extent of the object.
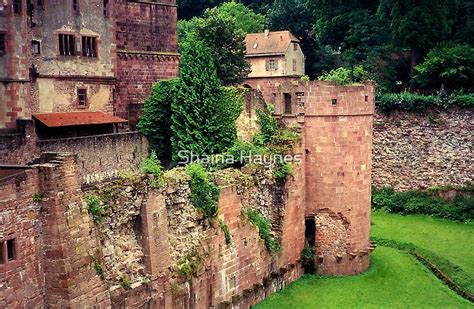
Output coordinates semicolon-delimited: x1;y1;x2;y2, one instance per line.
32;40;41;54
0;34;5;53
77;88;87;107
58;34;75;56
284;93;292;114
103;0;109;17
81;36;97;57
7;239;16;261
13;0;22;15
73;0;79;14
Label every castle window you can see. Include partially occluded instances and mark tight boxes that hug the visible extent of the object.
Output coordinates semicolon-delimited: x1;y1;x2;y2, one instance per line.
72;0;79;14
284;93;292;114
365;95;369;102
293;43;298;51
81;36;97;57
32;40;41;55
266;59;277;71
293;59;297;72
13;0;22;15
0;34;5;53
103;0;109;17
59;34;75;56
7;239;16;261
77;88;87;107
332;99;338;106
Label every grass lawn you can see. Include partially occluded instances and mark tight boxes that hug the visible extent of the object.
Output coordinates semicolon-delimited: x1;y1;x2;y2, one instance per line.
371;212;474;278
255;247;471;308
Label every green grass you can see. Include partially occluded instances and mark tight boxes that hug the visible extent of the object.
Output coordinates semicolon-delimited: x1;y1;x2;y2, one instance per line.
255;247;471;308
371;212;474;278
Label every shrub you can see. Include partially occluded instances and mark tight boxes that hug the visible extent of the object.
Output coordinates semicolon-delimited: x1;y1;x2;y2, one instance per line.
91;256;104;278
371;186;473;222
273;161;293;181
176;250;203;280
186;163;220;219
218;218;232;245
450;92;474;108
246;209;281;255
33;192;44;203
141;151;162;177
318;65;371;85
415;44;474;91
255;104;277;146
377;92;437;113
85;194;104;225
120;275;131;290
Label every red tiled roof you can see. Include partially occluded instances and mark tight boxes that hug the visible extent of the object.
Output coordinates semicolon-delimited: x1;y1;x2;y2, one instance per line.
245;31;299;57
32;112;127;127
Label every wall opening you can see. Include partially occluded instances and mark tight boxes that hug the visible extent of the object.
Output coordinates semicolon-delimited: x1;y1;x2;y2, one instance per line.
284;93;292;114
303;217;316;273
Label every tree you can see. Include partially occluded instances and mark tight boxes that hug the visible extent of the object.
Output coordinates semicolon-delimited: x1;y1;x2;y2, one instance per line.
415;44;474;90
377;0;452;80
171;36;242;160
137;79;177;163
208;2;265;34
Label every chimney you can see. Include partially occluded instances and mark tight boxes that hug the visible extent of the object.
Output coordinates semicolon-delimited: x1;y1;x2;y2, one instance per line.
264;29;270;38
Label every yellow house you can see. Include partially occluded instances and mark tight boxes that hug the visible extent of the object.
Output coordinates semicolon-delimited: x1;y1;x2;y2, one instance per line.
245;30;305;78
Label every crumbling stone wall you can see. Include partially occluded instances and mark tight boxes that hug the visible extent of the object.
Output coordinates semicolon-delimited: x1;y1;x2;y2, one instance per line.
373;108;474;191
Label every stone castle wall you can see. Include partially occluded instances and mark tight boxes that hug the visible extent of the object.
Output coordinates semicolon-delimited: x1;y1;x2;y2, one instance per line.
372;108;473;191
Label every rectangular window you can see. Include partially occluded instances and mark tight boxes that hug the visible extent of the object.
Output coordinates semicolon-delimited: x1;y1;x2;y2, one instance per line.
7;239;15;261
293;43;298;51
13;0;22;15
32;40;41;54
37;0;43;7
284;93;292;114
293;59;297;72
103;0;109;17
77;89;87;107
73;0;79;14
0;242;4;264
58;34;75;56
0;34;5;53
266;59;277;71
81;36;97;57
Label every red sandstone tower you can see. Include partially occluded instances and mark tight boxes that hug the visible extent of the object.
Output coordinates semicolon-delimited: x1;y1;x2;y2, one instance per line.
277;80;375;275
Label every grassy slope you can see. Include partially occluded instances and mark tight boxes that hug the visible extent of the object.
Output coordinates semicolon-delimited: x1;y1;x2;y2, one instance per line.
371;212;474;277
256;247;471;308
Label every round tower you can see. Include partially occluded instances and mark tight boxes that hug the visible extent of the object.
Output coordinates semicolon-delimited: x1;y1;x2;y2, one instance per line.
277;80;375;275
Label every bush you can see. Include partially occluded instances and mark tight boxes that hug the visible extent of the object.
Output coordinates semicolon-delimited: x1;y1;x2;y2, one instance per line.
246;209;281;255
186;163;220;219
85;194;104;225
318;65;371;85
371;186;473;222
415;44;474;91
377;92;437;112
273;161;293;181
450;92;474;108
141;151;162;176
255;104;277;146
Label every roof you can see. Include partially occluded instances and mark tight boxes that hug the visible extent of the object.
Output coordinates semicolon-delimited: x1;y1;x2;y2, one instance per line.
245;31;300;57
32;112;127;128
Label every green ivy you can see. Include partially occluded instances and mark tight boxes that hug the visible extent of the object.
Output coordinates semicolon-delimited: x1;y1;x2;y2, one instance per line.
246;209;281;255
141;151;163;177
273;161;293;181
218;218;232;245
255;104;277;146
186;163;220;219
33;192;44;203
85;194;104;225
91;256;104;278
176;250;203;280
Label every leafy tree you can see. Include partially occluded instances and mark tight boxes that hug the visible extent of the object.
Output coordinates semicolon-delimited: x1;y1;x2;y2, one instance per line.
171;36;242;160
209;2;265;33
377;0;452;79
415;44;474;90
137;79;178;162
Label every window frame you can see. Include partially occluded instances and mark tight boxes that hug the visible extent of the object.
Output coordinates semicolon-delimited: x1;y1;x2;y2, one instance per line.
58;33;76;56
81;36;98;58
0;235;18;267
284;93;292;114
77;88;88;108
0;33;6;54
32;40;41;55
267;59;277;71
72;0;80;15
103;0;109;17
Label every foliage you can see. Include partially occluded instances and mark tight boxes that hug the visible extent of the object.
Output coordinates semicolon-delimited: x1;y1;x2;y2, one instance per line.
273;161;293;181
377;92;474;112
246;209;281;255
415;44;474;90
181;7;251;85
140;151;162;177
255;104;277;146
318;66;371;85
301;243;315;273
371;186;474;222
137;80;177;162
171;36;241;160
208;2;265;34
120;274;131;290
176;250;203;280
33;192;44;203
91;256;104;278
186;163;220;219
255;247;471;308
85;194;104;225
218;218;232;245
